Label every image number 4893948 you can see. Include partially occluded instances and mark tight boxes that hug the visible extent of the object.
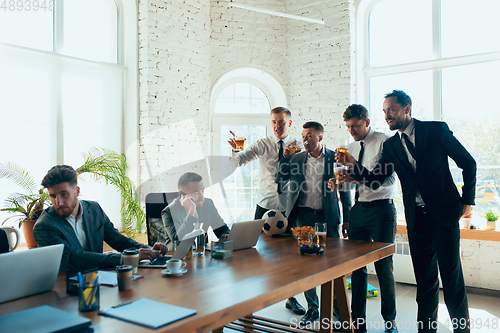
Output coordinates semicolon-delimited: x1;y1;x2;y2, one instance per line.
1;0;55;11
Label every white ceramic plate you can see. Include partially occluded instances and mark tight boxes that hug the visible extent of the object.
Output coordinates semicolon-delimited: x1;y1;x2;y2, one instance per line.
161;268;187;276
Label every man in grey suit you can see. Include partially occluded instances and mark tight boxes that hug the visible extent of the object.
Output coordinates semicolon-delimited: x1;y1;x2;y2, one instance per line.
276;121;343;325
34;165;166;271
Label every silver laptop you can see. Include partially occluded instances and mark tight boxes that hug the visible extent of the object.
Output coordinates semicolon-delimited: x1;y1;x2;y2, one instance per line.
139;237;195;268
207;219;266;251
0;244;63;304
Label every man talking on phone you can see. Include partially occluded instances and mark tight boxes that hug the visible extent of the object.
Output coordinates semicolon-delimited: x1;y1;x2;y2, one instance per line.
161;172;230;250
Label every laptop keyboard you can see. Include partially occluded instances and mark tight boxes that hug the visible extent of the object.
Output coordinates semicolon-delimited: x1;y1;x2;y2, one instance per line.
150;255;172;265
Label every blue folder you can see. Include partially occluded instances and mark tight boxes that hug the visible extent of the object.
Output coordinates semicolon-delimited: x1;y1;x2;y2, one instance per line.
99;298;197;329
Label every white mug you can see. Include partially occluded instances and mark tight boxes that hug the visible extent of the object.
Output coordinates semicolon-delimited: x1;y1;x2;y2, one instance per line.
166;259;186;274
1;227;20;251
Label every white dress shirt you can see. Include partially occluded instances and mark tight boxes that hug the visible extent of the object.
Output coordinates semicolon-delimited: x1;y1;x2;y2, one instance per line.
349;128;395;202
229;134;296;211
298;145;325;210
399;119;425;205
65;201;87;249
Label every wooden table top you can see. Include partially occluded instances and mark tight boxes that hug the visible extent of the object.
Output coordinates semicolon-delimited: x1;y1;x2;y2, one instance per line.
0;235;394;333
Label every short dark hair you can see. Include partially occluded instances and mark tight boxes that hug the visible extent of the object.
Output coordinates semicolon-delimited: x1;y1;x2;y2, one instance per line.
270;106;291;118
385;90;412;107
41;165;78;188
343;104;369;121
178;172;203;189
303;121;324;134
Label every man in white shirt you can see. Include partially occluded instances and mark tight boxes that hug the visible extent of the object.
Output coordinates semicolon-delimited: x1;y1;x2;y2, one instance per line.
229;107;306;315
276;121;342;325
228;107;296;220
340;104;398;333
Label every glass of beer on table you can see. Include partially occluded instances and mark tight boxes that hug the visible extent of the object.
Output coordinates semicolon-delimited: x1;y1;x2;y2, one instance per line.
315;223;327;247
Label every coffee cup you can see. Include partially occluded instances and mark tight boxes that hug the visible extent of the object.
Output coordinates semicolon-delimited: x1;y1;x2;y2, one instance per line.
166;259;186;274
116;265;133;291
122;249;140;274
0;227;20;251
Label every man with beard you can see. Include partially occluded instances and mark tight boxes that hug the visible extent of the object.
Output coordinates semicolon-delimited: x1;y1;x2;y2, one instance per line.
337;90;476;333
34;165;166;271
161;172;230;250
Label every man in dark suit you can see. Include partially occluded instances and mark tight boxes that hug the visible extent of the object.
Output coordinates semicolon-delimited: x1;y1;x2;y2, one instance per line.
276;121;343;325
337;90;476;333
34;165;166;271
161;172;230;250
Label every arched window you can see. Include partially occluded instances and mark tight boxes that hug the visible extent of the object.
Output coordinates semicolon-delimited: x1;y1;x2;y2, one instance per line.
0;0;129;235
211;68;287;223
358;0;500;218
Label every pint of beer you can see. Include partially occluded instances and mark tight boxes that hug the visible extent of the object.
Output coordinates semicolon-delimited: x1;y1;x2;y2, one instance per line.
235;137;246;151
336;138;349;164
315;223;327;247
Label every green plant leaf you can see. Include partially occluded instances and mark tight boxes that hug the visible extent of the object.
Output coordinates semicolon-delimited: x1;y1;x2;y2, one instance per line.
0;162;37;195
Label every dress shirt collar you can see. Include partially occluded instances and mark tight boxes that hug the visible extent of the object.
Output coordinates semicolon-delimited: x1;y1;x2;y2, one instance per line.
399;118;415;139
66;201;83;223
307;144;325;159
360;127;374;145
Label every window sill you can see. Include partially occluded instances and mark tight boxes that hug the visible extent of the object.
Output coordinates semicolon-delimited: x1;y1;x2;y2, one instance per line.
396;224;500;242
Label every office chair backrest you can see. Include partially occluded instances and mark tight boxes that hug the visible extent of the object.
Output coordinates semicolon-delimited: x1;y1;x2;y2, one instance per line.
0;228;9;254
145;192;179;246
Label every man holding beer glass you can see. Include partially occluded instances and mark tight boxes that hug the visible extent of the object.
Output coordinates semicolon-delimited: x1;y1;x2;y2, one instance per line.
276;121;342;325
336;91;476;333
229;107;308;315
332;104;398;333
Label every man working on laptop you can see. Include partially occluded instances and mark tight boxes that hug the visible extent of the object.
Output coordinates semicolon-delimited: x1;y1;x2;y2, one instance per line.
161;172;230;250
33;165;166;271
276;121;343;325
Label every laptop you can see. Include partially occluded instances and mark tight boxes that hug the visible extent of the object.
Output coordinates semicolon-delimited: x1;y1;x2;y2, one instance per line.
0;244;64;304
138;237;195;268
207;219;266;251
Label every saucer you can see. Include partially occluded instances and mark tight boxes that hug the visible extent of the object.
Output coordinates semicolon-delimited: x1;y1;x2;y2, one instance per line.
161;268;187;276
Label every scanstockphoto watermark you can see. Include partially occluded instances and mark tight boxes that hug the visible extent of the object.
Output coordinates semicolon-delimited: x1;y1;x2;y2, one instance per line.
290;318;499;331
1;0;54;11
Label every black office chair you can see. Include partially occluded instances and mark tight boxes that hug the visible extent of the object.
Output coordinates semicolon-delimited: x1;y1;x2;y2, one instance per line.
145;192;179;247
0;229;9;253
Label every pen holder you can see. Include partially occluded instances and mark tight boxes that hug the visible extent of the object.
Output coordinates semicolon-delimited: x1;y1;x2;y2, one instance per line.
66;267;99;295
78;283;100;312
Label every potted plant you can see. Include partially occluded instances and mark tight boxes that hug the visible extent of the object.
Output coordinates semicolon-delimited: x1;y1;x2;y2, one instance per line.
485;209;499;231
0;162;50;248
1;148;145;247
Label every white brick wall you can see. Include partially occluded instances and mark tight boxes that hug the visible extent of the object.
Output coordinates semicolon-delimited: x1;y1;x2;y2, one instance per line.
138;0;355;201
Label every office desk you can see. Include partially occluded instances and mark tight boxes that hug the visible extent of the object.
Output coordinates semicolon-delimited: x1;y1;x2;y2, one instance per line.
0;236;394;333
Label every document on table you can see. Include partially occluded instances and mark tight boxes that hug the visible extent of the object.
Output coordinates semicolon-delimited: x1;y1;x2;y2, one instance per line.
99;298;197;329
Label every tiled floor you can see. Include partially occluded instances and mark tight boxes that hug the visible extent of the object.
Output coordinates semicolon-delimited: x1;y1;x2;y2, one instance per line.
225;275;500;333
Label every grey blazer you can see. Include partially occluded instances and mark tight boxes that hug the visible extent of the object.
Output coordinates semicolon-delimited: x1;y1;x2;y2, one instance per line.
33;200;148;271
276;147;341;237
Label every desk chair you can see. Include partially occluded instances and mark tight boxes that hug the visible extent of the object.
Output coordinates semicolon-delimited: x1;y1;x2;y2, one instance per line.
0;229;9;253
145;192;179;246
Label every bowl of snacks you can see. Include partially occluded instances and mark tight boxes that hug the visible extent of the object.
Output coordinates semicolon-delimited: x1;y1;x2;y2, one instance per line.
291;226;315;246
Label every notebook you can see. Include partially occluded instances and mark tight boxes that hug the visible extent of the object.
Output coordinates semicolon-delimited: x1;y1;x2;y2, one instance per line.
99;298;196;329
207;219;266;251
0;244;64;304
138;236;195;268
0;305;92;333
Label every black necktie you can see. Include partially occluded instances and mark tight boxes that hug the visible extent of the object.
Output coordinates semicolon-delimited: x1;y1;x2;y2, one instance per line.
402;133;416;160
355;141;364;201
277;140;284;194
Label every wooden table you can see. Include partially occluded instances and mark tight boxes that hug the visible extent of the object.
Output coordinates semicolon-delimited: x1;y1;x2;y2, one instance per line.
0;236;394;333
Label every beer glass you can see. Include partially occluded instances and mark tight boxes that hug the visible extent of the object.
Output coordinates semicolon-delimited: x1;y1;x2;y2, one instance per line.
315;223;327;247
336;138;349;164
289;141;304;154
235;137;246;151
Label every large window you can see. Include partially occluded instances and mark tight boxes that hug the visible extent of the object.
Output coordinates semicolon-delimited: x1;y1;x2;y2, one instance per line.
360;0;500;220
0;0;125;236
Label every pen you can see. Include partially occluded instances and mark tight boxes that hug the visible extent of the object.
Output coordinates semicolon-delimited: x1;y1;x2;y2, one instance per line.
77;272;84;287
112;300;135;308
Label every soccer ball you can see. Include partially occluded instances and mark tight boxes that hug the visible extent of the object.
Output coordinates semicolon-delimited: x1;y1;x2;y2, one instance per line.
262;209;288;236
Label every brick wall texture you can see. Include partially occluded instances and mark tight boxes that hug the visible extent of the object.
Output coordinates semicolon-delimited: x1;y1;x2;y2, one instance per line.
138;0;355;199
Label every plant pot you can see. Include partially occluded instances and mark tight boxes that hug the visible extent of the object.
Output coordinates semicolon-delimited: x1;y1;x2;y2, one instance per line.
486;220;496;231
22;220;38;249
